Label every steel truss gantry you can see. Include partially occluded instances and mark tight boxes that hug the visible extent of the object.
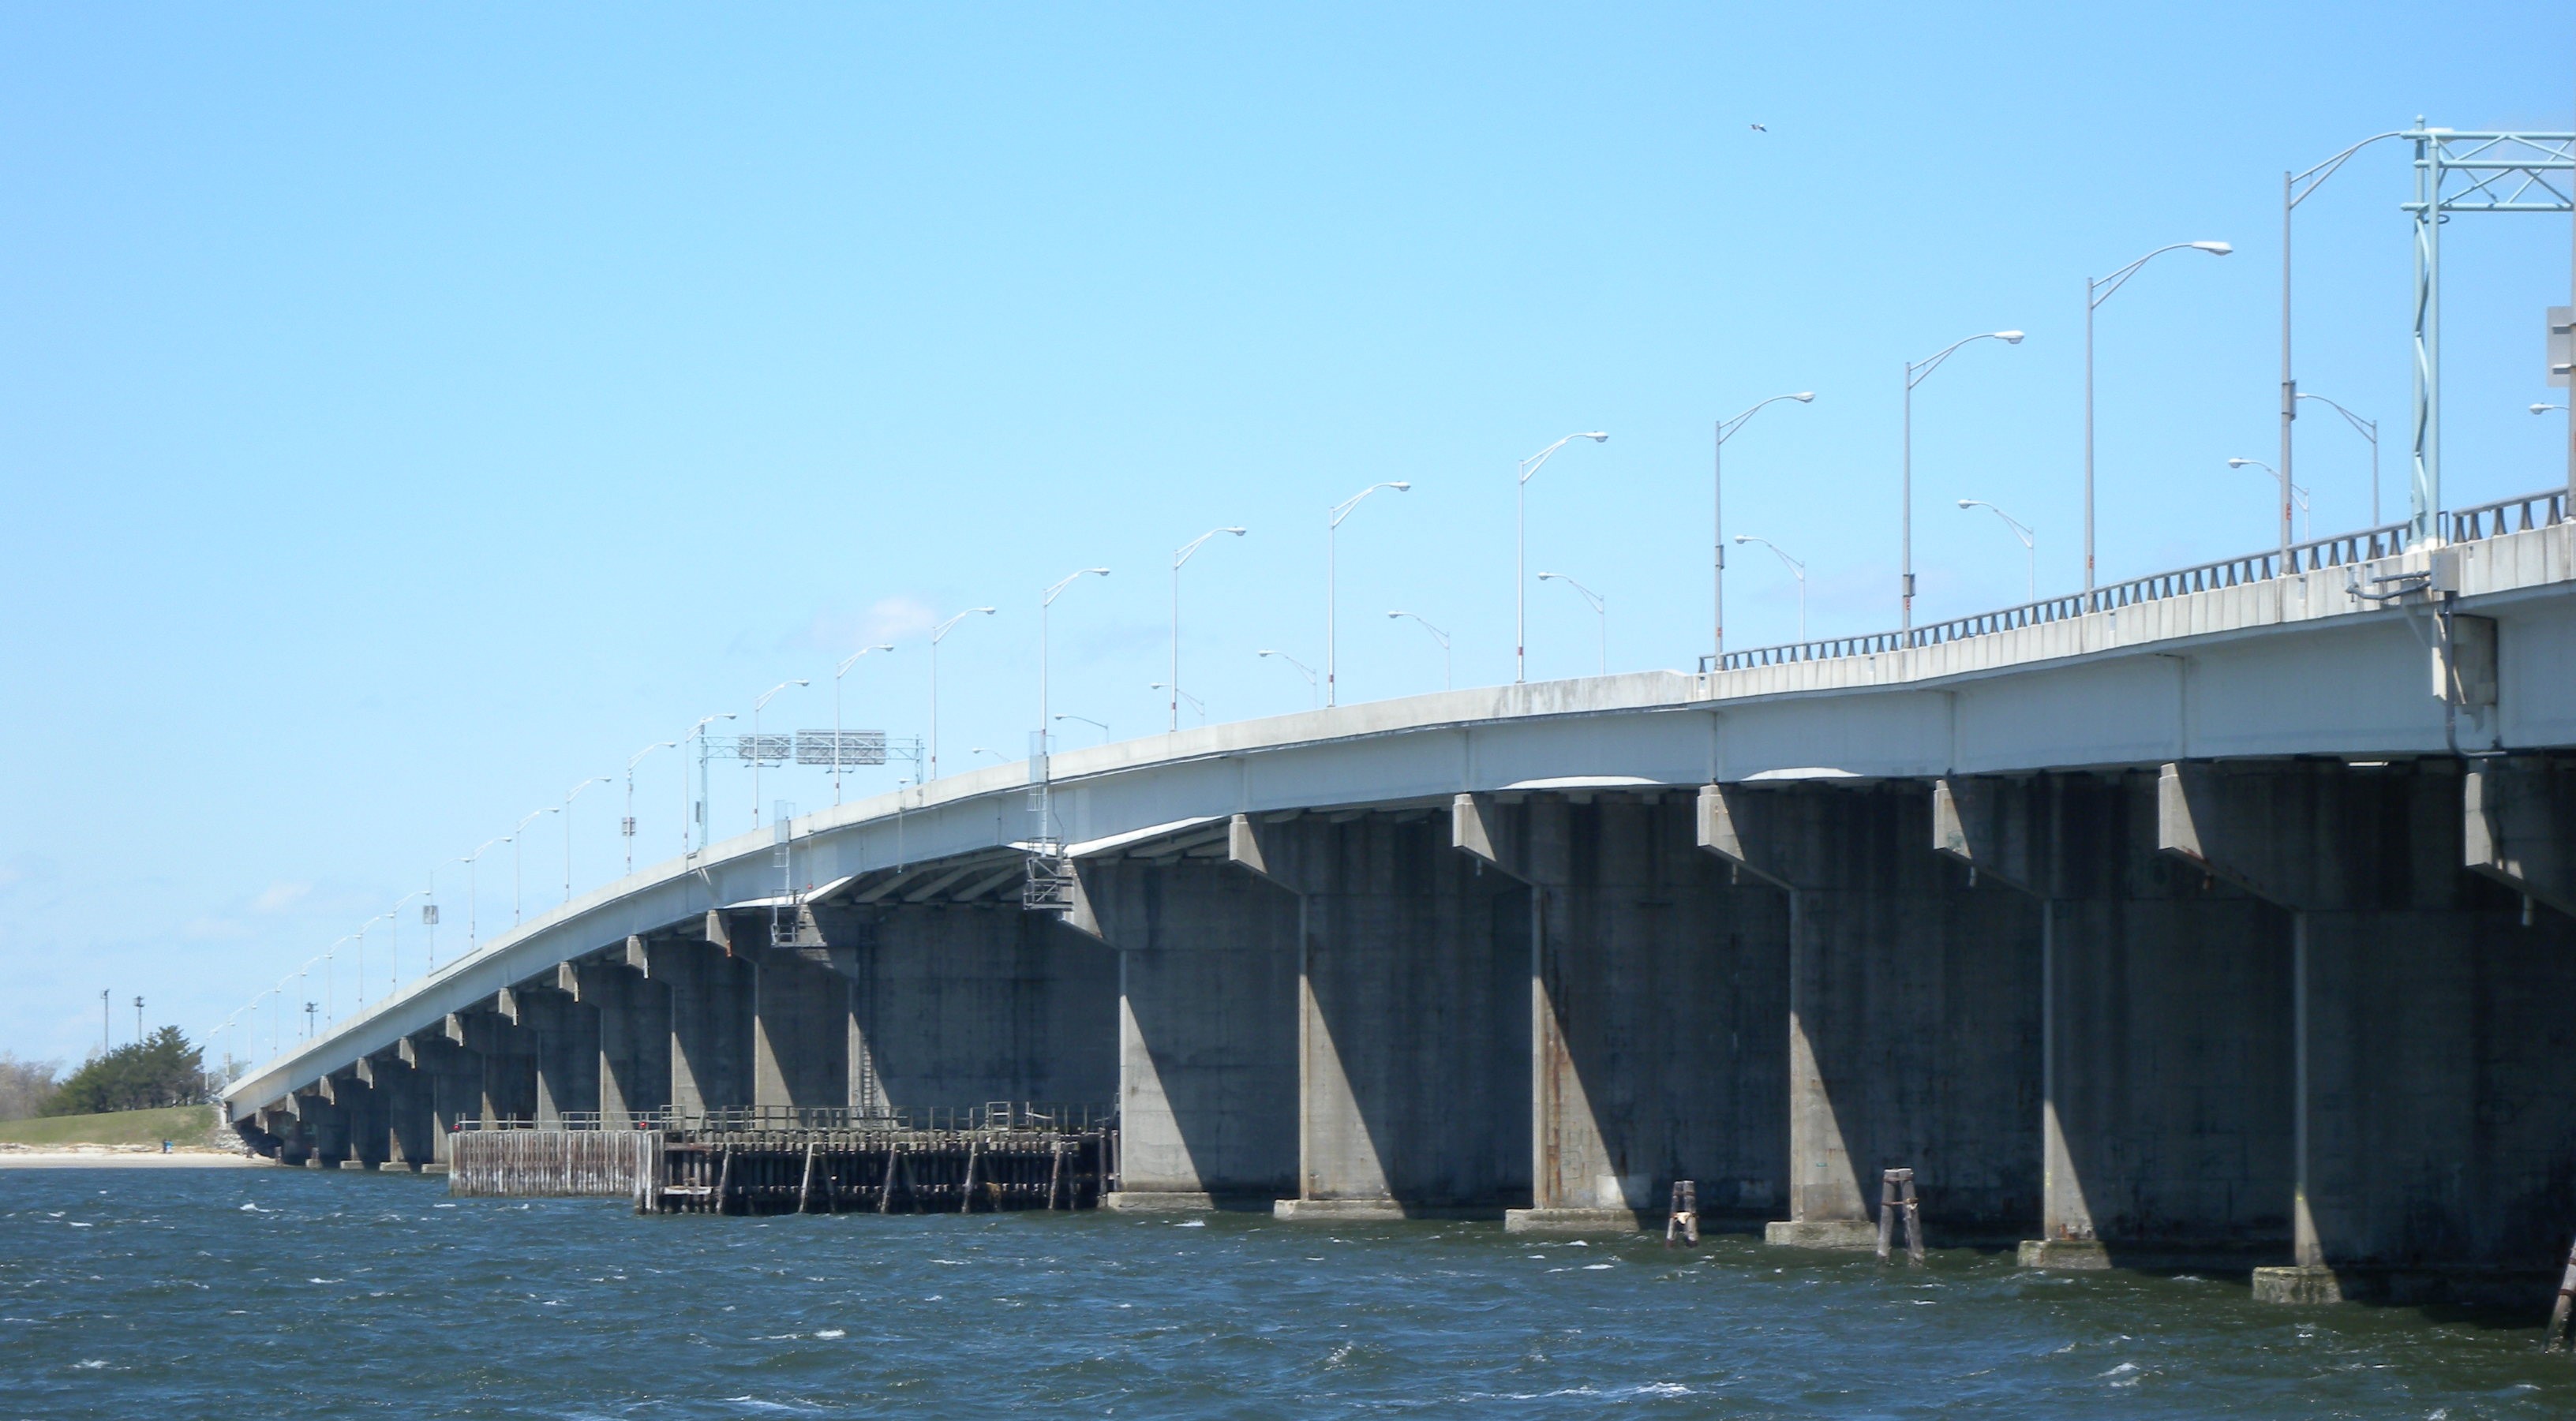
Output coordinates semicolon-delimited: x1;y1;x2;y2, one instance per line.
2399;123;2574;542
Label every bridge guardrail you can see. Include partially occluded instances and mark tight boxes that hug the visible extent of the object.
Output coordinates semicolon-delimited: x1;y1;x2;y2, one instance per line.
1703;488;2567;673
451;1101;1115;1135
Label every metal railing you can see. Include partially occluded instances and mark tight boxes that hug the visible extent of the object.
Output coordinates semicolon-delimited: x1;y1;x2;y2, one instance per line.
453;1101;1116;1136
1704;487;2567;673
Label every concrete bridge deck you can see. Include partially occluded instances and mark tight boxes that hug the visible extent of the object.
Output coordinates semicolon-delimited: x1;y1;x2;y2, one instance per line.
226;511;2576;1308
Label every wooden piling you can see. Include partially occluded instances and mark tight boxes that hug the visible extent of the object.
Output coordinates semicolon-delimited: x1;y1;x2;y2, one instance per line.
1876;1168;1924;1265
1664;1180;1699;1247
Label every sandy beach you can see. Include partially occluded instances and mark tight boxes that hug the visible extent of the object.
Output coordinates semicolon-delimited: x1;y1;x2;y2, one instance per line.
0;1145;270;1169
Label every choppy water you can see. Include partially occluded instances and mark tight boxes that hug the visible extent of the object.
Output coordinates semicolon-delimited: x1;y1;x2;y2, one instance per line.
2;1169;2571;1418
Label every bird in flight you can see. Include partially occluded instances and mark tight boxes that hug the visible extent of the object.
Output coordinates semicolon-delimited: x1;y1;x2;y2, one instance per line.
1749;122;1767;132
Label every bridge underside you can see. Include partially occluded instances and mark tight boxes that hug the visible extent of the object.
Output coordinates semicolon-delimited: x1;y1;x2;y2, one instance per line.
238;754;2576;1308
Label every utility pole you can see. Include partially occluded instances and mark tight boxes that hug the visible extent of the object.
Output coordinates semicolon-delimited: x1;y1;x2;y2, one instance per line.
133;996;144;1045
99;989;109;1054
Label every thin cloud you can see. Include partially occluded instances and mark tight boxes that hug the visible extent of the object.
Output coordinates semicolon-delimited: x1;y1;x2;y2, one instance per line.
251;881;312;914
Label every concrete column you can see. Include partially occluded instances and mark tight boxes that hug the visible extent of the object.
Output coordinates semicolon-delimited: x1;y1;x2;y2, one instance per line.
753;947;852;1115
402;1030;481;1166
1939;772;2293;1270
503;985;601;1125
571;948;672;1126
1701;780;2042;1248
361;1053;434;1170
1066;839;1301;1210
297;1086;349;1167
267;1099;314;1166
320;1073;382;1169
1456;792;1790;1233
2160;758;2576;1306
638;933;755;1119
450;1006;537;1125
1219;808;1529;1220
837;899;1115;1117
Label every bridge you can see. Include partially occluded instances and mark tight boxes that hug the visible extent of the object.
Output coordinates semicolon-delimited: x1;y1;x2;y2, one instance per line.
224;489;2576;1305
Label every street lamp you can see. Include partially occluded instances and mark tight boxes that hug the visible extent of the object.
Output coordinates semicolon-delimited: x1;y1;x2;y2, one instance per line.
2088;242;2230;592
457;836;507;954
625;740;676;873
929;608;996;780
1713;393;1814;663
831;645;894;806
1054;712;1110;745
1150;682;1207;724
1041;568;1110;761
562;776;608;903
322;932;358;1019
2229;457;2311;544
2534;402;2569;414
683;713;735;855
1256;649;1320;708
1516;433;1608;682
1385;610;1452;690
511;807;557;925
1904;336;2020;630
968;747;1007;765
2297;393;2382;526
1732;536;1808;640
2281;132;2411;555
750;680;809;829
1534;572;1606;675
354;913;394;1012
1956;499;2037;601
391;886;432;991
1327;483;1409;706
1170;528;1245;731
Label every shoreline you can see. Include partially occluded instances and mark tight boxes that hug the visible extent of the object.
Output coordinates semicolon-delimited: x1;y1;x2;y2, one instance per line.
0;1148;271;1169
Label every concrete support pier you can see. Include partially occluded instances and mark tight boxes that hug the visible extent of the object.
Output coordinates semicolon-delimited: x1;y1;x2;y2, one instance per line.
1702;782;2042;1249
2162;759;2576;1306
1939;772;2293;1271
1222;809;1530;1219
840;899;1115;1119
1071;845;1298;1211
1458;793;1788;1234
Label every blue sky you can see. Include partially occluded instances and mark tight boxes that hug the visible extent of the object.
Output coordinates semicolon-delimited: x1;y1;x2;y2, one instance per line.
3;4;2571;1064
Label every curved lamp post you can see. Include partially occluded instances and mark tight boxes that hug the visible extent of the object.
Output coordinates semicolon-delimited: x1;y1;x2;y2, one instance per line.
750;680;809;829
1713;394;1813;662
1516;434;1608;682
831;645;894;806
1256;649;1320;708
2230;457;2312;544
2090;241;2230;589
1956;499;2036;601
562;777;609;903
1535;572;1606;675
1041;569;1110;758
1170;529;1245;731
1904;335;2020;628
626;740;676;873
1327;483;1408;706
2297;392;2381;527
1732;535;1808;640
929;608;997;780
458;836;507;954
682;713;735;855
1386;610;1451;690
511;807;557;926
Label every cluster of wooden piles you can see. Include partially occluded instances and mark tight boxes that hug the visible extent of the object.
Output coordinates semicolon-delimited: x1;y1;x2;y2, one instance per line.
653;1126;1113;1216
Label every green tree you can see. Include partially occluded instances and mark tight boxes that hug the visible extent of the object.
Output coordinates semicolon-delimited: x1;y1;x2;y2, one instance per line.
43;1027;204;1116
